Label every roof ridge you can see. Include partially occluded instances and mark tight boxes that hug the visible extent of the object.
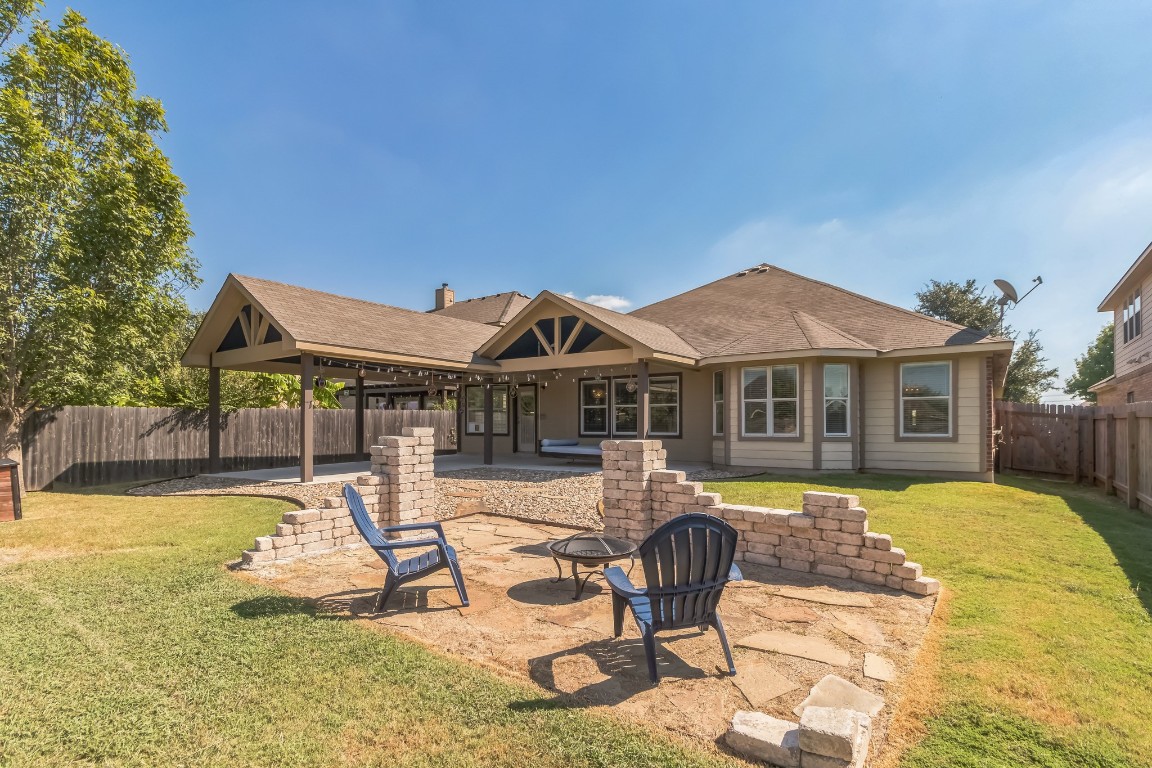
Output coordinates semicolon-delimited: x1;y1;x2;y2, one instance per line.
792;311;877;350
232;274;489;331
763;264;1000;339
791;310;817;348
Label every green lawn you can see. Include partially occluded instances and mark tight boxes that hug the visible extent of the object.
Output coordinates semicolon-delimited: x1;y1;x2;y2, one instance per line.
0;488;739;768
707;474;1152;768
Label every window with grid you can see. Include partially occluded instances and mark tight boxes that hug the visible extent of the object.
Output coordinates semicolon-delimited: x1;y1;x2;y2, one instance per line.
465;385;510;435
649;376;680;436
824;364;849;437
742;365;798;436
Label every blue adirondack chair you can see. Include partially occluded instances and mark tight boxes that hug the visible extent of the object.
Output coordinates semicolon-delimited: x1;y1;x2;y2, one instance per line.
342;483;469;611
604;513;742;683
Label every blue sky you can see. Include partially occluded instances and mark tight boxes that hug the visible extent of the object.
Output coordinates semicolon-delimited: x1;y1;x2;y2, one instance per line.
39;1;1152;399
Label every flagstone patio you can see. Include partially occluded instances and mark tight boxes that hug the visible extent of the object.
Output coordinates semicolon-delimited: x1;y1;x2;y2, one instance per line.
240;513;937;758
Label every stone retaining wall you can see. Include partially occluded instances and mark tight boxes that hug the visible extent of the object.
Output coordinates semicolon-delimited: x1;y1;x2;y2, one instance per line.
601;439;939;596
240;427;437;567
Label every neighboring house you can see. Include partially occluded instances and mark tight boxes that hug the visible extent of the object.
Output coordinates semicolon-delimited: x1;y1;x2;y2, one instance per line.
184;264;1013;481
1090;240;1151;405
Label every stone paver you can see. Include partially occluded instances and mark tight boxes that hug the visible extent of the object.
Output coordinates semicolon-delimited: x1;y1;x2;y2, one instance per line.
775;586;874;608
863;653;895;682
736;631;852;667
830;610;888;647
794;674;885;717
754;604;821;623
799;706;868;761
733;663;802;709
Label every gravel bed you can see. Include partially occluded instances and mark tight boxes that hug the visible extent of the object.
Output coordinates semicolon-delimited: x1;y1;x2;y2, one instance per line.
129;466;760;530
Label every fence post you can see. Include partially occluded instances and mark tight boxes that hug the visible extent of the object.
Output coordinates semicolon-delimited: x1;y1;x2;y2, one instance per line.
1104;412;1116;496
1127;408;1139;509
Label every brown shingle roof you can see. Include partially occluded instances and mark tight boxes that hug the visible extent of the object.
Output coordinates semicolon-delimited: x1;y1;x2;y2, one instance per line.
429;291;532;326
630;264;1000;357
234;275;498;365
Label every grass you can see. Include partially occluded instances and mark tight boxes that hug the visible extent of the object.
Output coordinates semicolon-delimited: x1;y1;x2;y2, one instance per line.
0;487;740;768
706;473;1152;768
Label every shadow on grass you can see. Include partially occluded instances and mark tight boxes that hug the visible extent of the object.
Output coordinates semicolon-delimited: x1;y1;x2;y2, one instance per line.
999;475;1152;619
231;594;317;619
704;471;966;494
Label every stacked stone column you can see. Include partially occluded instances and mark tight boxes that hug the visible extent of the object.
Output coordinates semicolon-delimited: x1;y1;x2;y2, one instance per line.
370;426;436;527
240;426;437;567
599;439;665;540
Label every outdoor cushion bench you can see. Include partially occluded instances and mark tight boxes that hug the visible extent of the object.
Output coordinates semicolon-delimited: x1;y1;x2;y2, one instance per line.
539;438;603;460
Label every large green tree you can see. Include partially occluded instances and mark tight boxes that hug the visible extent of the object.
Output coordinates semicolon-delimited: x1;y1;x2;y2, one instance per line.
0;3;198;458
914;279;1059;404
1064;323;1114;403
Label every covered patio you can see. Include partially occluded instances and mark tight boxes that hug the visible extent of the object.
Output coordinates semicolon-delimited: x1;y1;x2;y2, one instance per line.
183;275;699;483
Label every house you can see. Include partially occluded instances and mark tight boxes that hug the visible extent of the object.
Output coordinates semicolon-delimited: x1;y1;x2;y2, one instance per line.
183;265;1013;481
1089;240;1151;405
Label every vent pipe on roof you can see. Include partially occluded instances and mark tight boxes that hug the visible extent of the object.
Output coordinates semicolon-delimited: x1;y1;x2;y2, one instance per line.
435;283;454;310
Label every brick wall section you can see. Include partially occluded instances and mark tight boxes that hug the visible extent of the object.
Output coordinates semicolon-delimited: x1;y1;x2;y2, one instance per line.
602;439;939;596
1095;365;1152;406
240;427;437;567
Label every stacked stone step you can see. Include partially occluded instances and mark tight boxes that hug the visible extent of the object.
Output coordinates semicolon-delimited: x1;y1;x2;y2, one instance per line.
371;426;436;527
600;439;666;540
725;706;872;768
799;491;937;595
240;426;437;567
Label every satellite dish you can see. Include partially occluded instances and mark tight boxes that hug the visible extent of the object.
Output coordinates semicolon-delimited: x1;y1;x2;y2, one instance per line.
993;279;1019;306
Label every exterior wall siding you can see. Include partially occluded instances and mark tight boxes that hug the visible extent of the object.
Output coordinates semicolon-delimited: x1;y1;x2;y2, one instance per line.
862;355;985;477
1113;280;1152;379
725;360;815;470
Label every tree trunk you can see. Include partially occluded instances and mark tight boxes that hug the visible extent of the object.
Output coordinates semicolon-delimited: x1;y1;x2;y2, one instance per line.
1;413;25;492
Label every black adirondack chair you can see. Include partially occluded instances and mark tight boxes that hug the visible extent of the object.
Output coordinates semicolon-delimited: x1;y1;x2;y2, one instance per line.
343;484;469;611
604;513;742;683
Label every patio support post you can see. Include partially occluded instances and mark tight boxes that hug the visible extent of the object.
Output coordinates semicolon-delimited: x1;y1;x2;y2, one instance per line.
483;378;494;465
355;373;365;460
637;359;650;439
208;365;221;473
300;353;314;483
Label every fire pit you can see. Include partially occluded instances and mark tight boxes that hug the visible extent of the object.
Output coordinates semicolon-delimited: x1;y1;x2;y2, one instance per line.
547;532;637;600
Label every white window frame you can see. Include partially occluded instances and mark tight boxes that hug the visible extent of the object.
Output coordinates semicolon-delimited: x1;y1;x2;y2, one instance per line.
899;361;952;438
1122;288;1142;344
823;363;850;437
741;365;799;437
713;370;725;437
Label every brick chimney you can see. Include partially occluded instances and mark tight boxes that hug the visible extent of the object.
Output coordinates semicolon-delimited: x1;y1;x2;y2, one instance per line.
434;283;454;310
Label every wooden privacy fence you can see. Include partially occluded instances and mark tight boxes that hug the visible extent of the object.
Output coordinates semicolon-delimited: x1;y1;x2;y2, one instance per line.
20;406;458;491
996;401;1152;514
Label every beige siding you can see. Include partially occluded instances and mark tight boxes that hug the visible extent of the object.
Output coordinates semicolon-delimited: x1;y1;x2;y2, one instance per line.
725;360;815;470
821;442;853;470
1114;280;1152;379
862;355;983;474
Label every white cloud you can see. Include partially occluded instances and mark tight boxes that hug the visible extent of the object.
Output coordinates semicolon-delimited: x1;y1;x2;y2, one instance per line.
564;292;632;311
706;122;1152;395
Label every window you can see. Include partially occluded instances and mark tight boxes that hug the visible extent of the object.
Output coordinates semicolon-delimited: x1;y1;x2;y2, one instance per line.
649;376;680;436
824;364;850;437
579;374;680;437
464;385;510;435
580;379;609;435
713;371;725;436
742;365;799;437
900;362;951;437
1123;288;1142;343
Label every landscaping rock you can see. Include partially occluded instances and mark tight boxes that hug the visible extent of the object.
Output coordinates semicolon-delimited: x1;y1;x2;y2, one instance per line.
798;706;865;761
830;611;888;647
736;631;852;667
863;653;895;682
733;663;802;708
774;586;874;608
794;675;884;718
754;604;821;623
725;711;801;768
